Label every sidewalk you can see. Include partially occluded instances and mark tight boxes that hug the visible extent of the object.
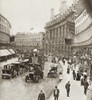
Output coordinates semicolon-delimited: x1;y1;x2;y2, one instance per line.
48;60;87;100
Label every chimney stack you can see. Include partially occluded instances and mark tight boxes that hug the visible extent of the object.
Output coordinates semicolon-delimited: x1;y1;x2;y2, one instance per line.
59;0;67;14
50;8;55;20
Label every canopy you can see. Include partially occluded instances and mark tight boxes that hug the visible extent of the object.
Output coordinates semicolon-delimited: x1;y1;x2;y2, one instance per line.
8;49;15;54
19;59;29;63
12;61;21;65
0;49;11;57
33;49;38;52
5;49;11;55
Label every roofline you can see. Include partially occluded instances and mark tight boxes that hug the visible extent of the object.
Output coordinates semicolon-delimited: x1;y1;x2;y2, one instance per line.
0;14;11;28
0;30;10;36
74;8;86;21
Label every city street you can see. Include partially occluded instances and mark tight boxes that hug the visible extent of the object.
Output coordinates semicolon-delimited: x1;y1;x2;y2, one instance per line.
0;0;92;100
48;60;87;100
0;58;60;100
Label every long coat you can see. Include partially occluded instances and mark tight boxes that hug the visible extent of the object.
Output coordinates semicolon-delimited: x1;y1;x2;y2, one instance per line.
38;93;45;100
53;89;60;97
65;83;71;91
67;67;70;74
84;81;89;89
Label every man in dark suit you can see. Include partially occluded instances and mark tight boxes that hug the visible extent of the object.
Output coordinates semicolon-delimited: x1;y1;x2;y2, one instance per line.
65;81;71;97
84;80;89;95
38;90;45;100
53;86;60;100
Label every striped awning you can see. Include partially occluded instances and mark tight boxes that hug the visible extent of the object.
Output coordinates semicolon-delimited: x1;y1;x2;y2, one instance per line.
0;49;11;57
8;49;15;54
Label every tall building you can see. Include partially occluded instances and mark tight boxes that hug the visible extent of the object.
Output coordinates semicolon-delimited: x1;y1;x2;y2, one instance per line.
71;0;92;52
0;14;11;49
70;1;92;98
44;6;75;57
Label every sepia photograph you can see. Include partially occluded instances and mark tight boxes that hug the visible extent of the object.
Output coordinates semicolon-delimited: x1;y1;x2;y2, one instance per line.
0;0;92;100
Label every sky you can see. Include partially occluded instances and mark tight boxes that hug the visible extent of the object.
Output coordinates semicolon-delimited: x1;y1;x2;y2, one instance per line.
0;0;73;35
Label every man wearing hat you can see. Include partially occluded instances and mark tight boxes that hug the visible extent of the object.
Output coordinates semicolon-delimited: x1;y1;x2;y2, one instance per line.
53;86;60;100
38;90;45;100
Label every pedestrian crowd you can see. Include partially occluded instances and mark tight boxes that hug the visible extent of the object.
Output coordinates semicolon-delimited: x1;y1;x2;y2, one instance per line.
37;54;92;100
66;57;91;96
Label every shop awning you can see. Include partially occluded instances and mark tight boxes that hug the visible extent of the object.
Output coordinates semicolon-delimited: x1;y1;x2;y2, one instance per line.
8;49;15;54
0;49;10;57
5;49;11;55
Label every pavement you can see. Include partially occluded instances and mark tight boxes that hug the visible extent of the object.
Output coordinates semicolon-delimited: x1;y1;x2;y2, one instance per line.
48;60;87;100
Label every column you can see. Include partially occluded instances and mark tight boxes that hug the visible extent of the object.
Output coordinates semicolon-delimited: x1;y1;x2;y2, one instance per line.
57;28;58;37
61;26;63;44
55;28;57;52
52;29;53;39
90;64;92;81
50;30;52;39
63;25;65;38
59;26;61;37
54;28;56;37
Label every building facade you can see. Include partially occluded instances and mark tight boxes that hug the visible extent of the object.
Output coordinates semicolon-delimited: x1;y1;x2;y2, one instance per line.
0;14;11;48
71;0;92;84
73;9;92;45
0;14;11;44
72;1;92;55
15;32;44;52
44;7;75;57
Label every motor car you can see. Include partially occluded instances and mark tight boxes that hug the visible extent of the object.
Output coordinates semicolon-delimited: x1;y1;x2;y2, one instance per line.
48;64;58;78
2;64;17;79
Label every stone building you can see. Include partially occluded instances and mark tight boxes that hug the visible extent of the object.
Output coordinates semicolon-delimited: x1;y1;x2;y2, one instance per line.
0;14;11;49
71;0;92;83
44;5;75;57
71;0;92;55
15;32;44;52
